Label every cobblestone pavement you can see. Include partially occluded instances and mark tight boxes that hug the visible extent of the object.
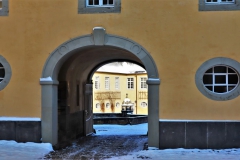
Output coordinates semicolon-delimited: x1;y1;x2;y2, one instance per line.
44;135;148;160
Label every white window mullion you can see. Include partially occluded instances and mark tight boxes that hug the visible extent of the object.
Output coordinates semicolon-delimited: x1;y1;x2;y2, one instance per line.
226;67;229;92
99;0;103;6
212;67;215;92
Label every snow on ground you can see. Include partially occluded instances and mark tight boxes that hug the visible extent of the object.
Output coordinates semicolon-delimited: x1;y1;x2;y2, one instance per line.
93;123;148;135
106;147;240;160
0;117;40;121
1;123;240;160
0;140;53;160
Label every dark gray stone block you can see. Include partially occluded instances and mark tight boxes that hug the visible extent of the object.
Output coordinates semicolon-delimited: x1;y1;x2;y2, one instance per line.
207;122;225;149
225;122;240;148
186;122;207;149
0;121;15;140
159;122;185;149
16;121;41;143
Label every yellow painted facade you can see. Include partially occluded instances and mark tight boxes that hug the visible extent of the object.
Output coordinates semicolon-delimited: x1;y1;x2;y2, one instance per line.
92;72;148;114
0;0;240;120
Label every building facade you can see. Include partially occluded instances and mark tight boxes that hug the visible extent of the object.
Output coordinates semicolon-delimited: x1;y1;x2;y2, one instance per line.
92;68;148;115
0;0;240;148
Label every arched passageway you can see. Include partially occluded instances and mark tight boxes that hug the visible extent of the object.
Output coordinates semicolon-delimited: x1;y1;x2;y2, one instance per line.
40;27;160;148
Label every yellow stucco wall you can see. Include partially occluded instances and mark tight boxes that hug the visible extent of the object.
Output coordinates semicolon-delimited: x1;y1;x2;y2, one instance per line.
0;0;240;119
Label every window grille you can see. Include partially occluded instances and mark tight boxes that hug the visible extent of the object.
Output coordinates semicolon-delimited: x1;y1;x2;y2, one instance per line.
87;0;114;7
140;77;147;89
203;65;239;93
205;0;235;4
127;78;134;89
95;76;100;89
115;77;119;89
105;77;110;90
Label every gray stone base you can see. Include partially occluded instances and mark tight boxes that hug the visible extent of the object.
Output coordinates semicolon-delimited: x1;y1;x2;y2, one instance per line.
159;120;240;149
0;121;41;142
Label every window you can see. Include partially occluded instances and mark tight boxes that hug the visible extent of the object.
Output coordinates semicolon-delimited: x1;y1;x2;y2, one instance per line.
106;103;110;109
0;0;8;16
205;0;235;4
105;77;110;90
0;55;11;90
140;77;147;89
199;0;240;11
127;78;134;89
141;102;148;108
116;102;120;108
95;76;100;89
96;103;100;109
86;0;114;7
78;0;121;14
195;57;240;101
115;77;119;89
203;66;238;93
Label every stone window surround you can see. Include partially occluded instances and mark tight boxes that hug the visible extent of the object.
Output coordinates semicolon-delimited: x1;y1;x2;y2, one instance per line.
0;0;8;16
199;0;240;11
195;57;240;101
0;55;11;91
78;0;121;14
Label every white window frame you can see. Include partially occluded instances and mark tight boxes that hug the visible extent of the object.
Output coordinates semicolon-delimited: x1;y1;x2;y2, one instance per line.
140;77;148;89
127;78;134;89
205;0;235;4
203;65;239;94
105;77;110;90
86;0;114;7
95;76;100;89
115;77;119;90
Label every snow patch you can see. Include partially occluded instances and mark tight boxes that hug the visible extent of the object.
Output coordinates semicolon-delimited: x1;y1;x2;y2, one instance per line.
0;117;40;121
40;76;52;81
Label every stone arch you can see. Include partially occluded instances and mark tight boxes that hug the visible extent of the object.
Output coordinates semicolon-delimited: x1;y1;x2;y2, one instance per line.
40;27;160;148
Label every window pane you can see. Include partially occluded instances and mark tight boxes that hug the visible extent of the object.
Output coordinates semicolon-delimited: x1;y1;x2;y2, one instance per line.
214;66;226;73
0;69;5;78
228;86;236;92
203;75;213;84
215;75;226;84
109;0;114;4
205;68;213;73
103;0;107;4
214;86;227;93
228;67;236;73
228;75;238;84
94;0;99;5
205;86;213;91
89;0;93;5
